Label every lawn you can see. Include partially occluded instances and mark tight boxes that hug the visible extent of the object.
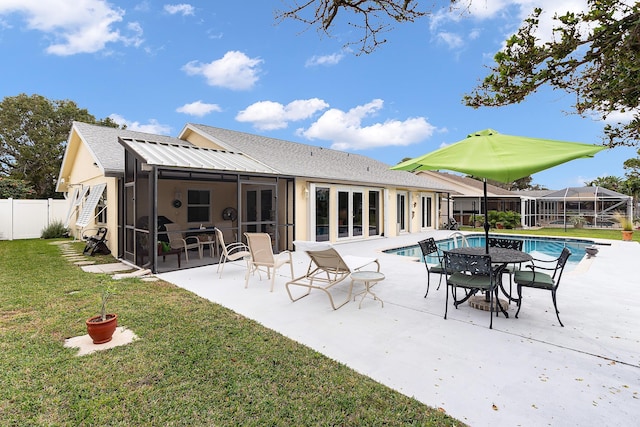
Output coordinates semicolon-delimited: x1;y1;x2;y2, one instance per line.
460;225;640;242
0;239;464;426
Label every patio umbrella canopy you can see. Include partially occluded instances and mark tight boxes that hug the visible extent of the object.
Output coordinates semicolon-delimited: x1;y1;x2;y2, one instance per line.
392;129;606;252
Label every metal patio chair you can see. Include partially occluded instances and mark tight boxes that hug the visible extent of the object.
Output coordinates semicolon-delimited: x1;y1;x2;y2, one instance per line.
418;238;446;298
443;251;504;329
513;247;572;326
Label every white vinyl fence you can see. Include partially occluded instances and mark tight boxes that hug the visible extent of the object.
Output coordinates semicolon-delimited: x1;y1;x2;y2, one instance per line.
0;198;69;240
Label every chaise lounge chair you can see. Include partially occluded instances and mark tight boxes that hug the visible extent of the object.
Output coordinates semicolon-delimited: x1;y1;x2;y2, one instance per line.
285;241;380;310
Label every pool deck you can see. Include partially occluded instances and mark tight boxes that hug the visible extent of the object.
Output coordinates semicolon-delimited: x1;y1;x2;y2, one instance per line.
158;231;640;426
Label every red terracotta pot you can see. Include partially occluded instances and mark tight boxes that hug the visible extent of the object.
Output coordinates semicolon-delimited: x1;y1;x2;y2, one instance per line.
622;230;634;241
86;313;118;344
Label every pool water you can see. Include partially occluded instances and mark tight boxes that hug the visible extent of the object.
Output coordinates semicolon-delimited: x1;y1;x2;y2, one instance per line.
386;234;595;267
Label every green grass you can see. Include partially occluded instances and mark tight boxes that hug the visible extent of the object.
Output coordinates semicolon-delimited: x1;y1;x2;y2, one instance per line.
0;239;464;426
459;225;640;242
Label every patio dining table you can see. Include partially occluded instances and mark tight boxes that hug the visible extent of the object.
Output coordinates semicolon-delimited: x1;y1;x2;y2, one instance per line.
447;246;532;313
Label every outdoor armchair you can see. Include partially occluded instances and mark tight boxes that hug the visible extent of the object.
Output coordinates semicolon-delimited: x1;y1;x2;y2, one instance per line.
286;241;381;310
164;223;203;262
418;238;446;298
244;232;293;292
215;227;250;278
513;247;571;326
443;251;505;329
488;237;524;300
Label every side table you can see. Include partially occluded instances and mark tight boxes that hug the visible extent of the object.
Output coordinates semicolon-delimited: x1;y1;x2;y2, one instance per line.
350;270;385;308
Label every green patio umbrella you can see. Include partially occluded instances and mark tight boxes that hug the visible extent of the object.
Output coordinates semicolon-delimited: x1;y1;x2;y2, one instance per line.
392;129;606;252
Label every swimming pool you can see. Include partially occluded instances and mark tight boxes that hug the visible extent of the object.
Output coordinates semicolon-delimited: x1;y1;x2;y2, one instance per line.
385;234;595;266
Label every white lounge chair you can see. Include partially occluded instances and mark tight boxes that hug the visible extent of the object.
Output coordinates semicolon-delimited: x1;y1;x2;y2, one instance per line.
285;241;380;310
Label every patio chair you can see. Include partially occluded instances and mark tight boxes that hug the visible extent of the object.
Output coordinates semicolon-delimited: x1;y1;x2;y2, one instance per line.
244;232;293;292
285;241;381;310
215;227;250;278
488;237;524;299
513;247;571;326
214;220;237;246
164;223;202;263
82;227;111;256
443;251;504;329
418;238;446;298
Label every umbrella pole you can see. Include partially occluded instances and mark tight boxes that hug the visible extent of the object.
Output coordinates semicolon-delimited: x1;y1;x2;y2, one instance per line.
483;179;490;254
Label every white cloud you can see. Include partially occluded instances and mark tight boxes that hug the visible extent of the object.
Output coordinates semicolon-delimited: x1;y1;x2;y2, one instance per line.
182;51;263;90
108;114;172;135
305;52;345;67
299;99;437;150
176;100;222;117
430;0;595;47
164;4;195;16
437;32;464;49
588;108;638;124
0;0;143;55
236;98;329;131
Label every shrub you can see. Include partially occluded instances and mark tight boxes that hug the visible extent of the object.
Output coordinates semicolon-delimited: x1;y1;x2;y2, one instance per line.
487;210;520;229
41;220;69;239
613;212;634;231
569;215;588;228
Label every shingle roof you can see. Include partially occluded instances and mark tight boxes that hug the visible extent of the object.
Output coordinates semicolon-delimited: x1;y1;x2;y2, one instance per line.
73;122;187;175
72;121;453;192
418;171;516;196
186;124;451;191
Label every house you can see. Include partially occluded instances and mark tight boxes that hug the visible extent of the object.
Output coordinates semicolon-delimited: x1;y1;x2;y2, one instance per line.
57;122;453;272
517;186;634;227
416;171;530;226
417;171;634;228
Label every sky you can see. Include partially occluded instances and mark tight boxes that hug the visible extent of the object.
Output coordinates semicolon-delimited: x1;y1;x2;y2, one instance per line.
0;0;637;190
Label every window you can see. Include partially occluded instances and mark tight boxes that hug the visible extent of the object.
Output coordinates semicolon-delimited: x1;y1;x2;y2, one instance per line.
369;191;380;235
397;192;407;232
187;190;210;223
421;195;432;228
96;188;107;224
315;187;329;241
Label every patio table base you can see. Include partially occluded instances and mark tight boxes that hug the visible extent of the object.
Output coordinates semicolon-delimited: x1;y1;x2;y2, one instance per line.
468;295;509;312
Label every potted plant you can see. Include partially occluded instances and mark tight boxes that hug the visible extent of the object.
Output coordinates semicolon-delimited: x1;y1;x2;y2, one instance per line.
86;283;118;344
614;212;634;241
569;215;588;229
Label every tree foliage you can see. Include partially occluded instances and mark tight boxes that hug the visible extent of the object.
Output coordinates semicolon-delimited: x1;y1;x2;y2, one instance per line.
586;175;625;192
588;166;640;214
464;0;640;148
0;94;118;199
0;177;36;199
276;0;458;54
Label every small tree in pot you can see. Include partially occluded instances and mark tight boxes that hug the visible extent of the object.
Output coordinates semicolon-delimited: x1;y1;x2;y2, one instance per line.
614;212;634;241
86;283;118;344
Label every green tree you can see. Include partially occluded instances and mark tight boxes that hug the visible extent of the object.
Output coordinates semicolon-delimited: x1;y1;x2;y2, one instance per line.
0;94;118;199
464;0;640;148
481;175;545;191
0;177;36;199
586;176;625;192
623;149;640;212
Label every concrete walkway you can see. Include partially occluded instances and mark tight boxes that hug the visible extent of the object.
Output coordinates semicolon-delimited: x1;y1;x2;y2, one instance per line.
158;231;640;426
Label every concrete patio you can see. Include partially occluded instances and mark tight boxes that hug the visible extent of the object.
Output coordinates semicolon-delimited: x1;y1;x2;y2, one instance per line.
157;231;640;426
